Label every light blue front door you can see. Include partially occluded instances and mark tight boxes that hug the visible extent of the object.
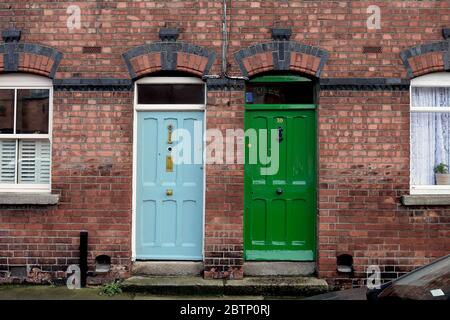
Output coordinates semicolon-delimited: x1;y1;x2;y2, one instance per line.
136;111;204;260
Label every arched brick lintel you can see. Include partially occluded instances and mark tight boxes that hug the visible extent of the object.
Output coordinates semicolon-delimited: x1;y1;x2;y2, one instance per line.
0;43;62;79
234;41;329;78
122;42;216;79
401;41;450;78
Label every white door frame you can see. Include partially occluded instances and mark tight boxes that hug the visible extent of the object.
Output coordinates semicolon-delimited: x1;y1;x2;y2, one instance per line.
132;77;207;260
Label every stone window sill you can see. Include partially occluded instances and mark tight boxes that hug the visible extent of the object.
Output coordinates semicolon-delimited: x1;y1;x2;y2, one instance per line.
401;195;450;206
0;193;59;205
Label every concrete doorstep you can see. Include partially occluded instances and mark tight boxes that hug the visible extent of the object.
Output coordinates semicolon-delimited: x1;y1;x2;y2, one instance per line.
121;276;329;297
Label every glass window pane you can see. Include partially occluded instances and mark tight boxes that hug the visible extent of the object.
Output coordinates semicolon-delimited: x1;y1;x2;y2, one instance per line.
16;89;49;134
137;84;205;104
245;81;314;104
0;89;15;134
411;112;450;185
18;139;51;184
0;139;16;183
411;87;450;108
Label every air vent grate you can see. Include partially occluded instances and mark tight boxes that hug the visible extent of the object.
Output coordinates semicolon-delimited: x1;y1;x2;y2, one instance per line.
82;46;102;54
363;46;382;54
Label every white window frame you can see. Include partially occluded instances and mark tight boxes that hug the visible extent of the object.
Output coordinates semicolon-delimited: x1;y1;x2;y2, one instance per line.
410;72;450;195
0;74;53;193
134;77;206;111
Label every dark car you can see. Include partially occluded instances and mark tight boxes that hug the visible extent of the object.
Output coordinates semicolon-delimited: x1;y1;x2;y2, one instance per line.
306;254;449;300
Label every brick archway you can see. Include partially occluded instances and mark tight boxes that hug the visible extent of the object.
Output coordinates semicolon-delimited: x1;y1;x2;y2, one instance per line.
122;42;216;79
234;41;329;78
401;40;450;78
0;42;62;78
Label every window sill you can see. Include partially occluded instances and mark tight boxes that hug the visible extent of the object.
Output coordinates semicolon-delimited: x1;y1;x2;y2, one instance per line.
401;195;450;206
0;193;59;205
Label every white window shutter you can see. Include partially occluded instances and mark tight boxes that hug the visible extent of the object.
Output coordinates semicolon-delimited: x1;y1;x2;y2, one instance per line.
0;140;17;183
18;140;51;184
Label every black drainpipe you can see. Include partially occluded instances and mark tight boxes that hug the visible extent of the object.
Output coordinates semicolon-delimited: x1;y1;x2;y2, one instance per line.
79;231;88;287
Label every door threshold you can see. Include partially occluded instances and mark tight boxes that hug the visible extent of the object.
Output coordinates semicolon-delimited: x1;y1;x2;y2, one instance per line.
244;261;315;276
132;261;203;276
245;250;314;261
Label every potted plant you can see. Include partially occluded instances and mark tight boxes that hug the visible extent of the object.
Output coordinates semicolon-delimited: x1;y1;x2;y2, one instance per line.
434;162;450;185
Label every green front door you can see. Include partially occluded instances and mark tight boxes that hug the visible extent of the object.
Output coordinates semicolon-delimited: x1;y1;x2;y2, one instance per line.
244;77;316;261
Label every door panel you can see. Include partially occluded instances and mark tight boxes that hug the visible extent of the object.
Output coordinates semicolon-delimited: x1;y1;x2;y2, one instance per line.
136;111;203;260
245;109;316;261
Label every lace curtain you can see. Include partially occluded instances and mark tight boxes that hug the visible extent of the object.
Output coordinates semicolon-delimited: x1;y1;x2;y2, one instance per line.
411;87;450;185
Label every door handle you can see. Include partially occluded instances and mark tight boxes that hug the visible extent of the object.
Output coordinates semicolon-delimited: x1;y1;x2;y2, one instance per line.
166;189;173;196
276;188;283;195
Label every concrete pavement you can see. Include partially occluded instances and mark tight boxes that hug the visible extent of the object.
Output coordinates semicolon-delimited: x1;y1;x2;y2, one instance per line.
0;285;305;300
0;276;328;300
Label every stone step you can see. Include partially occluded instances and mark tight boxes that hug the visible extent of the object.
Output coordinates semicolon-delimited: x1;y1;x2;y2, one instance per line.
244;262;315;276
121;276;329;297
132;261;315;277
132;261;203;276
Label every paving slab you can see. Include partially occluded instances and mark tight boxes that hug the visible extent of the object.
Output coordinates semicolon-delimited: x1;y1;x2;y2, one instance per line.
224;277;328;296
121;276;329;297
122;276;225;295
0;285;133;300
0;281;327;300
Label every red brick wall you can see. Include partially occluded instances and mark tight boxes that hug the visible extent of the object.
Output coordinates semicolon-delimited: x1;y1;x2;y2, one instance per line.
0;0;449;284
1;1;448;79
52;90;133;267
318;90;450;287
204;90;245;279
0;91;133;281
